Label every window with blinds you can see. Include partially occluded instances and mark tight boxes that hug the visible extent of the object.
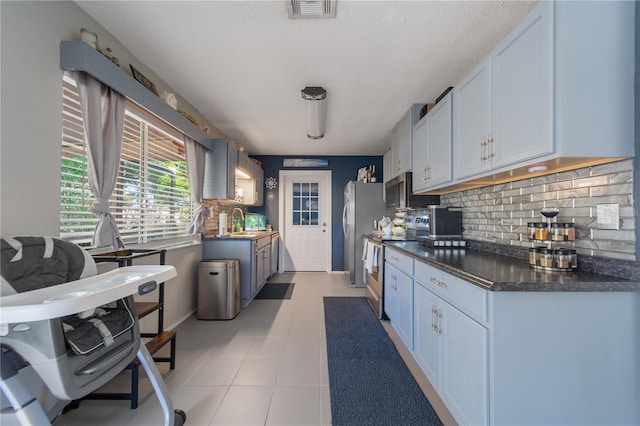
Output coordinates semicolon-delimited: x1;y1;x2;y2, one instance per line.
60;76;193;247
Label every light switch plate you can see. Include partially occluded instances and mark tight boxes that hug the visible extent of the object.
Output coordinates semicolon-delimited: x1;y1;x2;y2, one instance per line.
596;203;620;230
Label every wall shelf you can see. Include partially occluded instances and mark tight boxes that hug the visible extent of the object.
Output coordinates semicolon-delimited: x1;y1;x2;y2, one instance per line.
60;41;210;148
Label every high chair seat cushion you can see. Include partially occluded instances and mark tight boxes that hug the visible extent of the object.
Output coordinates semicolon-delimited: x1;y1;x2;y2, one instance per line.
1;236;135;355
1;236;96;296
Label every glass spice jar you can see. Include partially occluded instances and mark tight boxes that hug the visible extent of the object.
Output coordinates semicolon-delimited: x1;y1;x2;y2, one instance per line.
563;223;575;241
534;223;548;241
528;247;539;266
527;222;537;240
568;249;578;269
540;248;554;268
555;249;570;269
551;223;564;241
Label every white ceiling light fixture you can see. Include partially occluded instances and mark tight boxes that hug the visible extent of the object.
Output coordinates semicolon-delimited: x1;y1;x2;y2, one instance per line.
301;86;327;140
287;0;336;19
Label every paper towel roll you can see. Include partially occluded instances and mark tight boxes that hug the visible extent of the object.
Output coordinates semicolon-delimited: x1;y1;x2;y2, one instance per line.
218;212;228;236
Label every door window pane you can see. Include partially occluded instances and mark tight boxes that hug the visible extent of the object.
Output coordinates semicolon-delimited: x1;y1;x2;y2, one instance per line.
291;181;319;227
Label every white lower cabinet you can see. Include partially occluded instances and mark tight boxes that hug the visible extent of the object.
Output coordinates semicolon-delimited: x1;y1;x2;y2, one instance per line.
413;283;441;386
400;254;638;426
384;262;413;350
385;248;414;349
255;236;271;289
440;301;488;426
414;279;488;426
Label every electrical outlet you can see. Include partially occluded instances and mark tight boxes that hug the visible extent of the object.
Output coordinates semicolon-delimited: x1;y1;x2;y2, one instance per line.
596;203;620;230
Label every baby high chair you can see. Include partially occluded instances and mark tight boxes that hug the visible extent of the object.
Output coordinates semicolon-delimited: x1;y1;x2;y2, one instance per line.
0;236;186;425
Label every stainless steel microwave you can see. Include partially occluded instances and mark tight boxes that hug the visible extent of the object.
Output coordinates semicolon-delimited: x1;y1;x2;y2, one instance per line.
385;172;440;209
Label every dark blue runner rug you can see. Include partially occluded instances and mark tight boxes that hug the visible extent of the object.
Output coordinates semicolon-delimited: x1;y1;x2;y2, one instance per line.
324;297;442;426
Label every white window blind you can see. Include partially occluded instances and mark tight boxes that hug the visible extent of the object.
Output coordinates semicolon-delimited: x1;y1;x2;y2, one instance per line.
60;76;193;247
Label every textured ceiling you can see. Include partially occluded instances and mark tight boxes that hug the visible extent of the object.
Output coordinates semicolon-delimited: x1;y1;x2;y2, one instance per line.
76;0;539;156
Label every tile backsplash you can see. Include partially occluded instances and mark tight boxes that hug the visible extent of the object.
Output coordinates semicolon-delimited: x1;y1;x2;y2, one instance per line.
202;200;246;235
440;159;635;261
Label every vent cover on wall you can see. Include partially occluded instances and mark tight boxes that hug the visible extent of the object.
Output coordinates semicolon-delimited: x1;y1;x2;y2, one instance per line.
287;0;336;18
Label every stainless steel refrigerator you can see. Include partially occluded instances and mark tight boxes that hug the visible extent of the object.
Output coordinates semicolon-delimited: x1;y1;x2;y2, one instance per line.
343;181;385;287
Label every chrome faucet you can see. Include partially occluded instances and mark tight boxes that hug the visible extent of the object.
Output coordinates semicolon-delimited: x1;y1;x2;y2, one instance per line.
232;208;245;233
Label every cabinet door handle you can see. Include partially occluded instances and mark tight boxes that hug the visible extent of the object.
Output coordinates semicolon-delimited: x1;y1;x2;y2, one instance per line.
432;305;438;334
430;277;447;288
489;135;495;158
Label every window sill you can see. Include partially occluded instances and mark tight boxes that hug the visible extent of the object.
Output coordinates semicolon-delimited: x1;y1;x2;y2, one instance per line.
88;237;201;256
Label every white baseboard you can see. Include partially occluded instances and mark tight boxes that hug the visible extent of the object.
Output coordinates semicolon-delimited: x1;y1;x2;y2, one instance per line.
165;308;196;331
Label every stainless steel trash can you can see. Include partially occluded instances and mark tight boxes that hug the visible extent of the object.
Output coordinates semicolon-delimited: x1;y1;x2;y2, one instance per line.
198;259;240;320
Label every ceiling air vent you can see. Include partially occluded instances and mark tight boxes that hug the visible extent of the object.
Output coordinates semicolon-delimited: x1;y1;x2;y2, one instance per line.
287;0;336;19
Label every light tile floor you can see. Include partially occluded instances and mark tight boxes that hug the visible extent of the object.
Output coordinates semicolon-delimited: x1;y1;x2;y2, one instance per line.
54;272;365;426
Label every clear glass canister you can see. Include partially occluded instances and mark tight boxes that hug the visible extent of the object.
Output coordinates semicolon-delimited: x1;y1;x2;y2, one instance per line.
534;223;548;241
568;249;578;269
551;223;564;241
563;223;575;241
528;247;539;266
540;248;554;268
555;249;570;269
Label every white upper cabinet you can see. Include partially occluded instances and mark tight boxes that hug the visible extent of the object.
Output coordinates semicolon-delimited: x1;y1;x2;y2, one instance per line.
390;104;425;179
492;3;553;168
553;0;634;157
454;2;553;180
453;57;493;179
237;151;254;177
390;112;409;178
413;92;453;193
253;162;264;206
450;0;634;187
203;139;238;200
383;149;392;183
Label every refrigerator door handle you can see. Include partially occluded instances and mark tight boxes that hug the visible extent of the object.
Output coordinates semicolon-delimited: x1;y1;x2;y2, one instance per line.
342;204;348;240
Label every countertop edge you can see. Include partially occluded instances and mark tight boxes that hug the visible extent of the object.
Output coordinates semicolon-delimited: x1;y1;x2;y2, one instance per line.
204;231;279;241
383;241;640;293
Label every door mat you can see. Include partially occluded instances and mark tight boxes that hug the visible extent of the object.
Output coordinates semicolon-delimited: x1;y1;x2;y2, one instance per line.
254;282;295;300
324;296;442;426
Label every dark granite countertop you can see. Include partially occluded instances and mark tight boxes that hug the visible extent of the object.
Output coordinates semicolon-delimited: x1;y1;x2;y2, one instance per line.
384;241;640;292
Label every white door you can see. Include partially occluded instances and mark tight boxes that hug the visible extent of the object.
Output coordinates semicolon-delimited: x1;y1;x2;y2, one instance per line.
279;170;331;272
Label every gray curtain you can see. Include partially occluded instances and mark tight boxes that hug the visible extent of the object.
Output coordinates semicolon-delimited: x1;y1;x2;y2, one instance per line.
75;72;126;249
184;137;207;235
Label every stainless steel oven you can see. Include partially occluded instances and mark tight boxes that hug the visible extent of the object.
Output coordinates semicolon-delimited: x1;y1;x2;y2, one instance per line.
363;237;385;319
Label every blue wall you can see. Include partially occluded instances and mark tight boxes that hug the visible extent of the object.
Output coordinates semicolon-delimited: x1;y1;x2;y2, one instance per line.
251;155;383;271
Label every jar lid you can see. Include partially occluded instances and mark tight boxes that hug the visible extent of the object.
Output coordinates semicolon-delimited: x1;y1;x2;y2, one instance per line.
550;223;563;228
555;249;569;255
541;248;554;254
528;247;540;252
534;222;547;228
562;223;574;228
